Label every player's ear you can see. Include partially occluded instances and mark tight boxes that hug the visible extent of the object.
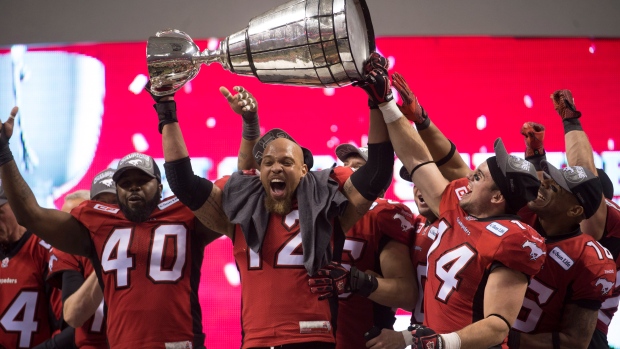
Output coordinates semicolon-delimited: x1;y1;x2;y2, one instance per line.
490;190;505;205
158;183;164;198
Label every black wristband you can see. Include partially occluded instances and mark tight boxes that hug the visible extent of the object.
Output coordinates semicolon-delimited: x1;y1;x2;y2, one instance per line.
414;107;431;130
409;161;434;179
0;145;14;167
525;153;547;172
507;329;521;349
350;267;379;297
487;313;512;331
434;140;456;167
368;98;379;110
241;111;260;141
154;101;178;134
563;118;583;134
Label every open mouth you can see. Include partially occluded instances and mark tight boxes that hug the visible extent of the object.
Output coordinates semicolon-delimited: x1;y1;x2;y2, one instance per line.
536;191;546;202
270;179;286;199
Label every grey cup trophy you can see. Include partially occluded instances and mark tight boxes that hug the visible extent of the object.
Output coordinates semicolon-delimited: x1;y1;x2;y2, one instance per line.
146;0;375;96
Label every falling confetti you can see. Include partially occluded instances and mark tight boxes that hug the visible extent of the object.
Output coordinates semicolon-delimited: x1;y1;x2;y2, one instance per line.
609;139;615;151
323;88;335;96
224;263;240;287
206;117;216;128
129;74;148;95
132;133;149;152
476;115;487;130
523;95;533;108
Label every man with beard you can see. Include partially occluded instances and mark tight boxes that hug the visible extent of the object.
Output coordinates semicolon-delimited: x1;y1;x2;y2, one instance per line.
0;107;219;349
150;54;396;348
368;71;545;349
48;169;118;349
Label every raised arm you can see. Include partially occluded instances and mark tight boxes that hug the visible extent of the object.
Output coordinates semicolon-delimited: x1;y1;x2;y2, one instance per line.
219;86;260;170
392;72;471;181
338;54;395;232
367;239;416;309
0;107;91;255
552;90;607;240
148;90;234;238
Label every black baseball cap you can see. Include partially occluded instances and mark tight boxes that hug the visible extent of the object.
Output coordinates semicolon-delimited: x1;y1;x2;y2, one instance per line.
90;169;117;200
541;161;603;219
253;128;314;169
597;168;614;200
487;138;541;213
112;153;162;183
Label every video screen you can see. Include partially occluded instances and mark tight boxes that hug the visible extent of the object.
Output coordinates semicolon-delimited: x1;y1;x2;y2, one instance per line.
2;36;619;347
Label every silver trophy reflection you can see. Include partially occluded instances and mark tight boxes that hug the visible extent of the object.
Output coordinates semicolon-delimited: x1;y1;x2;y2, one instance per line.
147;0;375;96
0;46;104;207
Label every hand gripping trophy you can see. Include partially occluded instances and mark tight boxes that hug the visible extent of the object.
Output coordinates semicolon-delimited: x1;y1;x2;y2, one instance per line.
146;0;375;96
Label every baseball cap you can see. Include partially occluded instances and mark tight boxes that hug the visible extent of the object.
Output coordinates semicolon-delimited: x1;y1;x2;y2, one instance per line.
487;138;541;213
253;128;314;169
90;169;117;200
597;168;614;200
112;153;162;183
541;161;603;219
335;144;368;163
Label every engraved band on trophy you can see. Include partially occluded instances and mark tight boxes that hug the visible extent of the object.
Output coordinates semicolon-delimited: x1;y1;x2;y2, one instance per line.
146;0;375;96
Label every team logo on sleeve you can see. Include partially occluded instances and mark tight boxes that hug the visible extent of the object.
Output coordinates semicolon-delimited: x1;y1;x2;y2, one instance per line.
454;186;468;200
1;257;8;268
522;240;546;260
393;213;414;231
596;278;615;295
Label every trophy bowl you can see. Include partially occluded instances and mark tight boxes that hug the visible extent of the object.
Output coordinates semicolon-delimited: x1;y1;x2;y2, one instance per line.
147;0;375;95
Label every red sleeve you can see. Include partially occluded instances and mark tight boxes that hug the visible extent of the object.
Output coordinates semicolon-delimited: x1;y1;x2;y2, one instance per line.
372;201;414;245
47;249;82;289
492;226;546;277
214;175;231;191
517;206;538;228
70;200;109;233
439;178;469;216
331;166;354;190
605;199;620;238
573;243;617;304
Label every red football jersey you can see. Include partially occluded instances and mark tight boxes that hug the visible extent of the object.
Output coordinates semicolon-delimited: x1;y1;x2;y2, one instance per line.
336;199;414;349
71;197;205;349
48;249;107;349
0;232;53;349
512;230;616;333
424;178;546;340
595;199;620;334
410;216;441;325
216;167;352;348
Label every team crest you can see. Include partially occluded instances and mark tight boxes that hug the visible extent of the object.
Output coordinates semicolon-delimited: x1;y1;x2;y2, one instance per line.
100;178;114;187
562;166;588;183
522;240;545;260
454;186;468;200
508;156;531;172
1;257;8;268
596;278;615;295
393;213;414;231
93;203;120;214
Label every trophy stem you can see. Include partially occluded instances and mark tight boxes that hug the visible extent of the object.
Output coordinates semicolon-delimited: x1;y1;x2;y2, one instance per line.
198;41;230;70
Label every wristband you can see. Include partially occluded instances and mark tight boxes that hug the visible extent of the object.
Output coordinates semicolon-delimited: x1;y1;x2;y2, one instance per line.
241;111;260;140
408;161;434;180
154;101;178;133
525;153;547;172
440;332;461;349
563;118;583;134
350;267;379;297
415;107;431;130
0;127;14;166
401;330;413;346
379;100;403;124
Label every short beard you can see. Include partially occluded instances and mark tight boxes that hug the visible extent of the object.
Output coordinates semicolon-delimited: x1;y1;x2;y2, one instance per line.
264;196;292;216
118;195;161;223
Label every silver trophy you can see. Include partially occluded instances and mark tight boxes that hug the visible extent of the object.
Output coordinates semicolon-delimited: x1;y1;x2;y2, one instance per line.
146;0;375;96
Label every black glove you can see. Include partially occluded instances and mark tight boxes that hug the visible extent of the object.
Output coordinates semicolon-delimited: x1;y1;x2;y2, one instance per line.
409;324;444;349
145;81;178;133
356;68;394;106
349;266;379;297
308;262;351;300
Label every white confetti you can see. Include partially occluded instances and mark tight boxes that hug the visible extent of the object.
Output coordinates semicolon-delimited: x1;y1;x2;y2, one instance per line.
480;145;488;153
207;37;220;51
206;117;216;128
589;44;596;54
609;139;615;151
476;115;487;130
330;125;338;132
323;88;335;96
224;263;240;287
129;74;148;95
132;133;149;152
524;95;533;108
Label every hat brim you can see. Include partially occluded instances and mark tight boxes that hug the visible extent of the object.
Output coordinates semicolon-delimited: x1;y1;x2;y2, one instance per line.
541;160;572;193
493;138;510;176
112;166;157;183
335;144;367;163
